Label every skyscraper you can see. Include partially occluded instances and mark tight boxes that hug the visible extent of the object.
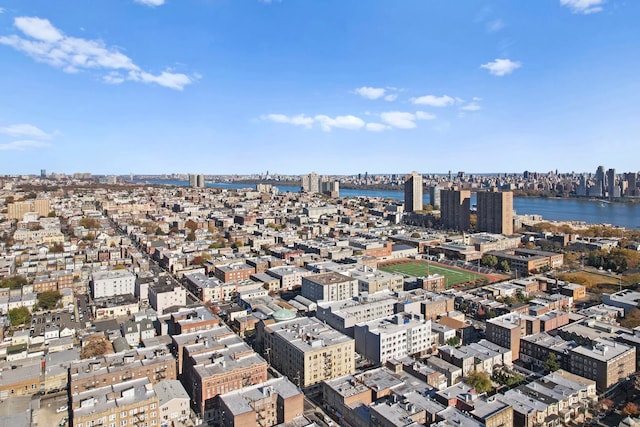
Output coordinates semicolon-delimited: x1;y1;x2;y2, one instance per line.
477;189;514;235
404;171;423;212
440;188;471;231
429;185;442;209
607;168;617;198
189;174;205;188
595;166;605;198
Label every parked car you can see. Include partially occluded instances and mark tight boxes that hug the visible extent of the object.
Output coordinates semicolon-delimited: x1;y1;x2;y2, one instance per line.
56;405;68;413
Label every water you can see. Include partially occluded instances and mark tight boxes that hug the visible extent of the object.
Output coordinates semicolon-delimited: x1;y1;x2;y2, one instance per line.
132;179;640;229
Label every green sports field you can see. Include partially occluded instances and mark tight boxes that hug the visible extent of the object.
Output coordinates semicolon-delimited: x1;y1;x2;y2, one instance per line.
379;260;489;288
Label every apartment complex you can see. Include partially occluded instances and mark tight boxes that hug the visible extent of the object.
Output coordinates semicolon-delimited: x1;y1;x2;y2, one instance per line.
71;378;159;427
403;171;423;213
301;271;359;302
476;189;514;235
440;189;471;231
257;317;355;393
354;313;433;364
90;269;136;299
218;377;304;427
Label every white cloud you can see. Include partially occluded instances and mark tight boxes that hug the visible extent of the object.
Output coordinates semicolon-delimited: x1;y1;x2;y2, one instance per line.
461;103;481;111
0;140;51;151
380;111;436;129
480;58;522;76
415;111;437;120
315;115;365;132
0;123;52;139
0;8;6;14
353;86;386;100
487;19;505;33
134;0;166;6
262;114;314;128
262;113;397;132
365;123;390;132
14;17;63;42
353;86;398;101
560;0;605;14
410;94;456;107
0;16;195;90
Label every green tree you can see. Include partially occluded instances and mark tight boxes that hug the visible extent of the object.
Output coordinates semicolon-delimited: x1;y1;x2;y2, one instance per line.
498;260;511;272
37;291;62;310
79;217;100;229
47;211;57;217
0;276;28;289
545;352;560;372
446;336;461;347
410;232;421;238
186;231;196;241
154;227;165;236
465;371;492;393
481;255;498;268
8;306;31;326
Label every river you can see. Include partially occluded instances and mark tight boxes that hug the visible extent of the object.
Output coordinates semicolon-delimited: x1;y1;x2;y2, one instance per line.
132;180;640;229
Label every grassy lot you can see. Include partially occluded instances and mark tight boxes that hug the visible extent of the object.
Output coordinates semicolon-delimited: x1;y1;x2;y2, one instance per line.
558;269;626;294
379;260;489;288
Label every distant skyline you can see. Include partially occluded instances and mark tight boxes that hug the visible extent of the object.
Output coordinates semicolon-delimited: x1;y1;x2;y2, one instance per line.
1;0;639;175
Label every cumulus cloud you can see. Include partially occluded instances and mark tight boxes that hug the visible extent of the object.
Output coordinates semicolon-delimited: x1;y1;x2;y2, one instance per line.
560;0;605;14
365;123;390;132
380;111;436;129
262;114;314;128
461;98;482;111
314;115;365;132
0;140;52;151
353;86;398;101
0;16;195;90
0;123;52;140
410;94;456;107
480;58;522;76
134;0;166;6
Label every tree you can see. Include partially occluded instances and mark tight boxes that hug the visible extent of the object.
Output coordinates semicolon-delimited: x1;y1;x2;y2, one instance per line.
37;291;62;310
47;211;57;217
186;231;196;241
620;307;640;329
465;371;492;393
154;227;165;236
481;255;498;268
81;335;110;359
50;242;64;253
446;336;460;347
8;306;31;326
545;352;560;372
410;232;421;238
0;276;28;289
185;220;198;232
498;260;511;272
622;402;639;416
79;217;100;229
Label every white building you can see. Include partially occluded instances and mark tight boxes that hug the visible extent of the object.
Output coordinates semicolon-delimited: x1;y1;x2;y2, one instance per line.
154;380;190;425
354;313;433;364
301;272;359;303
149;284;186;315
91;269;136;299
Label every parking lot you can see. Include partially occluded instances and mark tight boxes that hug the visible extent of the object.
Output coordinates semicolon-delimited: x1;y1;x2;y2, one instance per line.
33;393;69;427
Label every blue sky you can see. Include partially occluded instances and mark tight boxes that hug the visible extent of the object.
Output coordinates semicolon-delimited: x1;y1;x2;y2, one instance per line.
1;0;639;175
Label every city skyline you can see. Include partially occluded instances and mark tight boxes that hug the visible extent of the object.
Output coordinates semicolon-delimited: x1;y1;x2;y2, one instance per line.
1;1;640;174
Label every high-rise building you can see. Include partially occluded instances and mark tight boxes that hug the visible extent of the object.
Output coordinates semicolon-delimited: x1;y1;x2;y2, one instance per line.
301;172;338;196
607;168;618;198
40;169;46;178
595;166;605;198
440;188;471;231
403;171;423;212
429;185;442;209
189;174;205;188
477;189;514;235
625;172;637;197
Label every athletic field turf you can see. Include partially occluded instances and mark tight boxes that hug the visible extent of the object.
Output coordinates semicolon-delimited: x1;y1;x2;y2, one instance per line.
379;260;489;288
